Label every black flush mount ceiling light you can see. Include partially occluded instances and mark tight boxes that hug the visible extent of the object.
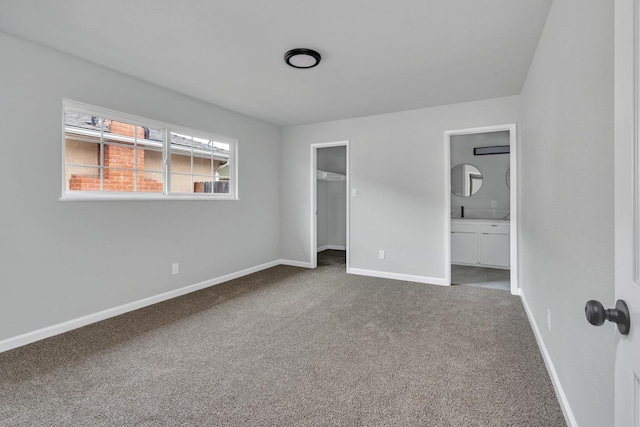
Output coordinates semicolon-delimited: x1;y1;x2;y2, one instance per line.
284;48;321;69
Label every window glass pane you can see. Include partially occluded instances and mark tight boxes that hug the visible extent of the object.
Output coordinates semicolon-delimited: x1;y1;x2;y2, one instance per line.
170;173;193;193
64;112;103;193
103;168;134;192
135;146;163;173
104;118;138;144
169;132;230;195
169;132;195;158
213;142;230;194
213;179;230;194
193;180;211;194
213;141;230;154
66;165;101;192
136;126;163;150
170;153;192;174
193;152;213;176
137;171;163;193
193;175;214;194
65;138;100;167
64;112;103;136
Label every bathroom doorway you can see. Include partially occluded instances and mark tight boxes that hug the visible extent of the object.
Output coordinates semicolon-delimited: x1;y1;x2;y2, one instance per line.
444;124;518;294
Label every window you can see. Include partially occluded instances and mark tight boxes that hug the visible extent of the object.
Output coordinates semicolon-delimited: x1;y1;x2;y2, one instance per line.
62;100;237;200
169;132;231;194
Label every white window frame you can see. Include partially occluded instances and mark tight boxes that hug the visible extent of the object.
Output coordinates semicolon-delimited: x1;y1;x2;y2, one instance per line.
61;99;238;201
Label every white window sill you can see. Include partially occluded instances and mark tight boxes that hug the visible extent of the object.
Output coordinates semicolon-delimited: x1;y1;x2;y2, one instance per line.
60;193;238;202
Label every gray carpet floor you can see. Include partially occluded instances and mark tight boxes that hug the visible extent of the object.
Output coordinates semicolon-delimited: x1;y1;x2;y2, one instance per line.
0;250;565;426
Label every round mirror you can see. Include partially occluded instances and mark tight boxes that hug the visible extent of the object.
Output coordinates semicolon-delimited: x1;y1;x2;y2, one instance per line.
506;168;510;189
451;164;483;197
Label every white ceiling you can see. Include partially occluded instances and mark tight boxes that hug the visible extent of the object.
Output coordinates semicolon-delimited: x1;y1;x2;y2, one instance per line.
0;0;552;127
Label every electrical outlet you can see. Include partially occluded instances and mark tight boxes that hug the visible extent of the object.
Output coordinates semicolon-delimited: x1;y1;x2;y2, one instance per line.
491;200;497;208
379;250;385;259
547;309;551;331
172;263;179;275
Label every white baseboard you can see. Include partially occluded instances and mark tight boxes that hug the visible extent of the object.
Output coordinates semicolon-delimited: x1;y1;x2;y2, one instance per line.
0;260;280;353
520;292;577;427
279;259;314;268
317;245;346;252
347;268;448;286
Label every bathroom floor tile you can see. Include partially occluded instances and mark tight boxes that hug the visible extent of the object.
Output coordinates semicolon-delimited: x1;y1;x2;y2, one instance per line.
487;269;510;281
451;264;510;291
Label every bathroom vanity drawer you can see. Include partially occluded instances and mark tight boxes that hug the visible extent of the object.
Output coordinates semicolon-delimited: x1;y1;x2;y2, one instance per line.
451;222;479;233
480;224;509;235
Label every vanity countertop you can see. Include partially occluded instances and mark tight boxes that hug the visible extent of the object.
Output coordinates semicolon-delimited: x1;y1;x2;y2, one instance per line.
451;218;510;224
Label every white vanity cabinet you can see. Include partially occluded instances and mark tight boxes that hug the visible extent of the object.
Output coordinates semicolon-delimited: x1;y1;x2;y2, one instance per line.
451;220;510;269
450;221;478;265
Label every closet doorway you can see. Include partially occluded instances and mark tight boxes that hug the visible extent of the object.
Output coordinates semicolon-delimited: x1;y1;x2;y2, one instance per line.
310;141;349;270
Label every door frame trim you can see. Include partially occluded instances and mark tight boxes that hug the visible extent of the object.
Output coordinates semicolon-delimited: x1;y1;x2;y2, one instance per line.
614;1;640;425
310;141;350;270
444;124;519;294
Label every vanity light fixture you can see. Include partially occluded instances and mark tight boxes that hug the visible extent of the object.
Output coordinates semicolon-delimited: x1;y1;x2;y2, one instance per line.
474;145;510;155
284;48;321;69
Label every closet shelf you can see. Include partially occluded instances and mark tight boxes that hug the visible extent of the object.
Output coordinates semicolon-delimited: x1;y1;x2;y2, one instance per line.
316;170;346;181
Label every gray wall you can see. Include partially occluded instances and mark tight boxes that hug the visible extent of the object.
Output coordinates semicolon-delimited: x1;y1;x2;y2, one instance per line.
0;33;281;342
317;146;347;175
317;146;347;249
450;131;510;216
326;182;347;248
316;180;346;250
519;0;615;425
281;96;520;278
317;180;329;248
